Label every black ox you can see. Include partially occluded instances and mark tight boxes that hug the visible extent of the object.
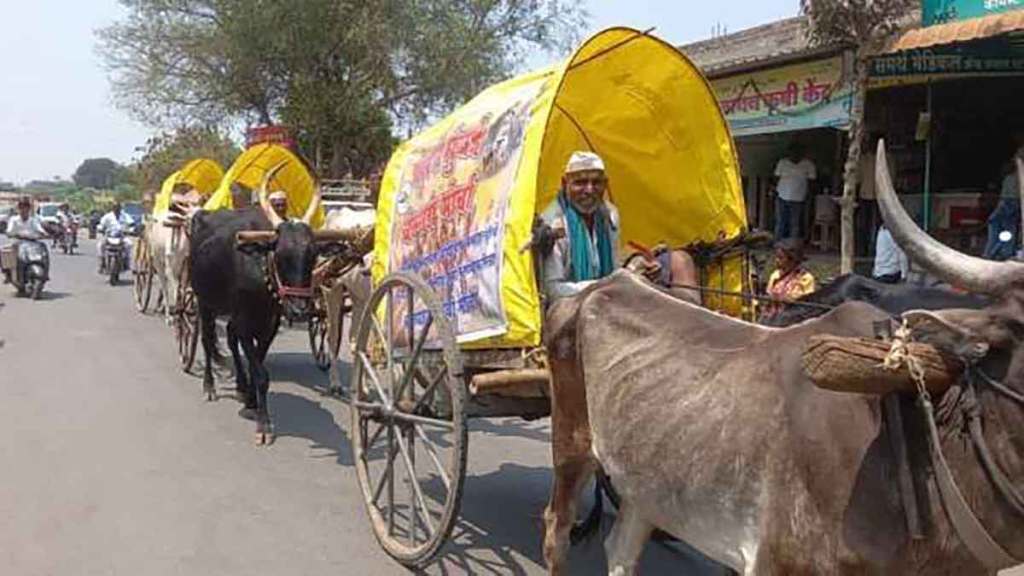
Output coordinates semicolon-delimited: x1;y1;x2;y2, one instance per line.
189;167;345;444
761;272;990;327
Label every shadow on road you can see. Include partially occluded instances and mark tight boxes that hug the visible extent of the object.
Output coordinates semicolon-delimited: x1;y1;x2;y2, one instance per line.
269;391;353;466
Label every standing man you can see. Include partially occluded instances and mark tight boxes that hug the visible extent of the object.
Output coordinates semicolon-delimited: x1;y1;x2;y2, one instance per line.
872;223;909;284
983;157;1022;261
773;142;817;240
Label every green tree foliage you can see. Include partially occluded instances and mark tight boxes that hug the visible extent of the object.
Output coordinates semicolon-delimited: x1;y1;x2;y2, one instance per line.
71;158;132;189
131;126;240;193
97;0;586;177
800;0;914;273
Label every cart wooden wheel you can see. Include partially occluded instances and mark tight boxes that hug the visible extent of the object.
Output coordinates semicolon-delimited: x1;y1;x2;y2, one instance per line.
350;271;466;568
175;266;199;372
133;264;153;313
308;287;331;372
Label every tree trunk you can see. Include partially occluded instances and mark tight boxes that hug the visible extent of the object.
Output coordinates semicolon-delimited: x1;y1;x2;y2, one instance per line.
840;56;870;274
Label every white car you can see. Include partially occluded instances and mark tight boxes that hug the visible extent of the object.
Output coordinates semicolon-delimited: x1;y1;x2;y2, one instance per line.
36;202;62;227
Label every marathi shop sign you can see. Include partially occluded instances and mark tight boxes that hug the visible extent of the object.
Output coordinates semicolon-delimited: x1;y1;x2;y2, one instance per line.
712;55;854;137
869;37;1024;87
923;0;1023;26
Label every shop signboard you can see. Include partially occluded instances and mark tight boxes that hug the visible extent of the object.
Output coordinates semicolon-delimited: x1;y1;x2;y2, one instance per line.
712;55;854;137
923;0;1023;26
869;37;1024;87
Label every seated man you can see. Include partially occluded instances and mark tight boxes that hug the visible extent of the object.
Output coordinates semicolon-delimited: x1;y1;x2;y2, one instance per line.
96;202;135;273
760;238;817;320
539;151;698;301
268;191;288;221
3;197;49;287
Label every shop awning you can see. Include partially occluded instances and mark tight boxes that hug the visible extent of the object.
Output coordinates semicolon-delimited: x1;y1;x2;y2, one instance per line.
888;10;1024;52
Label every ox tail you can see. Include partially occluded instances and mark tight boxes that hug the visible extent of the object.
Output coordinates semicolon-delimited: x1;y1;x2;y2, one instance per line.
570;480;605;544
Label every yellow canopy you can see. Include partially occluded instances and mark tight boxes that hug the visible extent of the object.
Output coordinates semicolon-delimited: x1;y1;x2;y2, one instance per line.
204;143;325;229
153;158;225;215
374;28;746;348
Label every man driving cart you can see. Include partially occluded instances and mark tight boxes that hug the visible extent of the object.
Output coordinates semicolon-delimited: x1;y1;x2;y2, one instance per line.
538;151;699;301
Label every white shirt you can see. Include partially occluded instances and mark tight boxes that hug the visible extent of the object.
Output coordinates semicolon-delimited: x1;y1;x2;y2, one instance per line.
775;158;817;202
1000;172;1020;199
539;198;620;300
873;227;909;279
99;211;134;235
5;214;47;240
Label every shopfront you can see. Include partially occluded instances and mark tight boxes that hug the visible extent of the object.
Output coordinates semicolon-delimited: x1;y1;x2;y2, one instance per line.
866;14;1024;257
710;52;855;251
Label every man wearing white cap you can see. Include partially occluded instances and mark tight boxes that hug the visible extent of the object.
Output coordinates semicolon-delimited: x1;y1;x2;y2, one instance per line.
539;151;698;300
268;190;288;221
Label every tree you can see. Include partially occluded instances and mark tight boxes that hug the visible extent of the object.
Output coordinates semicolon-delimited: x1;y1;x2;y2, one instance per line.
97;0;586;177
131;126;240;192
72;158;132;190
800;0;914;273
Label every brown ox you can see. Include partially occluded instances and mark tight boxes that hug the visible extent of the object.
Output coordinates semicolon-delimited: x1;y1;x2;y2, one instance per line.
542;142;1024;574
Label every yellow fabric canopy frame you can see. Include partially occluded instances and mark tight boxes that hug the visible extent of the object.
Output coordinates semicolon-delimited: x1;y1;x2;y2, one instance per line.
153;158;225;215
204;143;325;229
374;28;747;348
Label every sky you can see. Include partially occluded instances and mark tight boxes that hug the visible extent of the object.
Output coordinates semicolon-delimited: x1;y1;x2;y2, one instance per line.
0;0;799;185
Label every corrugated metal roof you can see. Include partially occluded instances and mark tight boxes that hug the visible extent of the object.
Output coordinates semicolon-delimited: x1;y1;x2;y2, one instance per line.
888;10;1024;52
680;17;837;76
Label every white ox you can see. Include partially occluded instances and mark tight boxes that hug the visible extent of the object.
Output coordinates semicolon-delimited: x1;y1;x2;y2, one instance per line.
146;191;204;323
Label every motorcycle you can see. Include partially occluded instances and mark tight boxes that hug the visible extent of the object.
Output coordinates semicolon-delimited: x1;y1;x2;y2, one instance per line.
58;221;78;254
5;239;50;300
102;228;130;286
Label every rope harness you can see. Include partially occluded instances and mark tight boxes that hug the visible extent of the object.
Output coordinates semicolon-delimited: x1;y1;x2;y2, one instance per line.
883;321;1024;570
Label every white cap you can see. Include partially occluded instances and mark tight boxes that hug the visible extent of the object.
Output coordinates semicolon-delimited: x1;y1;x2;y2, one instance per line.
565;151;605;175
268;191;287;202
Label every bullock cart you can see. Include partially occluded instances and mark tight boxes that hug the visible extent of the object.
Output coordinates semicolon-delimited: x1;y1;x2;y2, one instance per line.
308;181;376;372
343;28;752;568
132;217;156;313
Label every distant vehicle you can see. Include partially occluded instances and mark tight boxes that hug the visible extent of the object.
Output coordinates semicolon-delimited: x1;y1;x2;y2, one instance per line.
36;202;61;226
122;202;145;233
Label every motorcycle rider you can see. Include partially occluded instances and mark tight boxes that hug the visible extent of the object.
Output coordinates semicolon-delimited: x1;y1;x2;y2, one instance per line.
56;202;77;248
97;202;134;273
3;197;49;288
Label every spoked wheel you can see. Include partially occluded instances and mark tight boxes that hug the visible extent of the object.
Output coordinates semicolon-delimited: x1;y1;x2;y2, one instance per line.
175;271;199;372
133;265;153;313
308;288;331;371
350;271;466;569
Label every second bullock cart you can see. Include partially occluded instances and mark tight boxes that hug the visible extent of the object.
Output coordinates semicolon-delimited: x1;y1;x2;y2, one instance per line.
342;28;757;568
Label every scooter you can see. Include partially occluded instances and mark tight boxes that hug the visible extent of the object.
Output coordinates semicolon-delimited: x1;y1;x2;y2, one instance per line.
102;228;130;286
6;239;50;300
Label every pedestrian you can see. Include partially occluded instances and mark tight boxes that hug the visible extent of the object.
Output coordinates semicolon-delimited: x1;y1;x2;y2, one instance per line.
761;238;816;320
983;157;1022;261
872;223;909;284
773;142;817;240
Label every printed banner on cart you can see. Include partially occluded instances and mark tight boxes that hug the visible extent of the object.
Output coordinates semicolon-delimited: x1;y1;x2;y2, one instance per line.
387;79;546;342
712;55;854;137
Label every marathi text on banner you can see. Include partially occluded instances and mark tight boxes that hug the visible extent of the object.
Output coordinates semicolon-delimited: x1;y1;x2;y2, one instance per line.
711;55;854;137
388;81;546;343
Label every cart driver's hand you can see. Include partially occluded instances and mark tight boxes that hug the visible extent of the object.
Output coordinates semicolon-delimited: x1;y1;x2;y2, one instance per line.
639;256;662;283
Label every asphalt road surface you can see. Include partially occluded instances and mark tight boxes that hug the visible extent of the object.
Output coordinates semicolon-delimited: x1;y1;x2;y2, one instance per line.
3;240;1021;576
0;239;725;576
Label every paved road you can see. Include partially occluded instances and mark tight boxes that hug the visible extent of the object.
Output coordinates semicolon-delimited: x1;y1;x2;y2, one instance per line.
0;239;722;576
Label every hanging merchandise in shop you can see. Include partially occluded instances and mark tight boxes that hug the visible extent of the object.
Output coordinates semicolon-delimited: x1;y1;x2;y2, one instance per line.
924;0;1023;26
712;55;855;137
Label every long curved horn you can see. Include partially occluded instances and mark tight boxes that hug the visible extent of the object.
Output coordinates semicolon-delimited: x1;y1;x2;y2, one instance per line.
258;161;288;228
875;139;1024;294
302;185;322;225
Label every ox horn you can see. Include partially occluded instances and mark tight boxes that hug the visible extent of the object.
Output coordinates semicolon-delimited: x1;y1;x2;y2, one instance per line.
236;230;278;245
258;161;289;229
875;139;1024;295
302;185;322;226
